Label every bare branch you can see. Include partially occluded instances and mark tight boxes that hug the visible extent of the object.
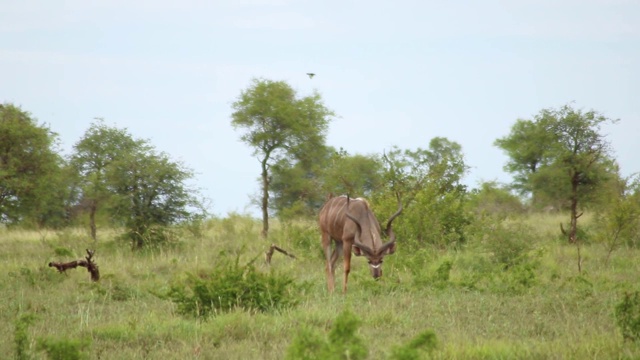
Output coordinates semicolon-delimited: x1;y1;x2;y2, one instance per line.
48;249;100;282
265;244;296;265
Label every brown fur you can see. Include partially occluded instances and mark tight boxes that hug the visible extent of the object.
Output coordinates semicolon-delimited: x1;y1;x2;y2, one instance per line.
318;195;402;294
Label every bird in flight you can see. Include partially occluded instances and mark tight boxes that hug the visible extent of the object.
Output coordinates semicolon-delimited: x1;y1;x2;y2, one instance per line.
306;73;315;79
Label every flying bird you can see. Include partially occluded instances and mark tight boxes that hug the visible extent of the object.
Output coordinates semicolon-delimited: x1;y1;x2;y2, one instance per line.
306;73;315;79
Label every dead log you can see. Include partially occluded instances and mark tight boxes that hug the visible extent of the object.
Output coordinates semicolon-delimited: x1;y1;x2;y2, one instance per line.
48;249;100;281
265;244;296;265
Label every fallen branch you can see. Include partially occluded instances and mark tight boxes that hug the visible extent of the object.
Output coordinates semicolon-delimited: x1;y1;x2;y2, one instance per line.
265;244;296;265
48;249;100;282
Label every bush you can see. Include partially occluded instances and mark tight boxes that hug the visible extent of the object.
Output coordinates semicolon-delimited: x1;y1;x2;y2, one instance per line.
286;309;368;360
37;337;91;360
168;257;302;318
615;291;640;342
14;313;36;360
388;330;438;360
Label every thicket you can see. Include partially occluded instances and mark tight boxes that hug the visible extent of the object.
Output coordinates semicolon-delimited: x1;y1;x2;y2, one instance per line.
167;256;304;318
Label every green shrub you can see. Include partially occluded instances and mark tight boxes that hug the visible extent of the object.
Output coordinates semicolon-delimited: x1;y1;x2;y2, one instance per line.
286;309;368;360
14;313;36;360
168;257;302;317
411;256;453;290
615;291;640;342
388;330;438;360
37;337;91;360
484;223;536;269
53;247;74;257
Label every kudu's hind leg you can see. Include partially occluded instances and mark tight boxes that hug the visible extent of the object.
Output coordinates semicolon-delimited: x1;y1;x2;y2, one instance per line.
330;241;342;274
342;241;352;294
322;232;335;293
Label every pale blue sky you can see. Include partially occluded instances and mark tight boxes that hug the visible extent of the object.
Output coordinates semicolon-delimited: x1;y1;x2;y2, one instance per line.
2;0;639;216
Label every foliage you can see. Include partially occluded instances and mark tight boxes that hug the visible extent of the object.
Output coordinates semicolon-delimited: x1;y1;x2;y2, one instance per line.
271;148;384;219
69;119;143;239
106;142;205;249
495;104;619;212
373;138;470;248
615;291;640;342
286;309;368;360
466;181;525;217
388;330;438;360
36;337;91;360
168;257;301;317
14;313;36;360
594;175;640;253
0;103;69;227
231;78;335;237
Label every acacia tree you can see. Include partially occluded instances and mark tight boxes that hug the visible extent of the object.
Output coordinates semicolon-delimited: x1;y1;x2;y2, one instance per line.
493;119;554;203
70;119;142;240
0;103;69;227
107;146;204;249
231;78;334;238
496;104;618;255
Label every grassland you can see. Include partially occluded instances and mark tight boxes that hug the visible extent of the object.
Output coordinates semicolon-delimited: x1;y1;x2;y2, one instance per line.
2;213;640;359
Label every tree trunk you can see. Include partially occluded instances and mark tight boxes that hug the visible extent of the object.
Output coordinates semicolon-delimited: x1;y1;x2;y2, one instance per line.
568;172;579;244
261;158;270;239
89;200;97;241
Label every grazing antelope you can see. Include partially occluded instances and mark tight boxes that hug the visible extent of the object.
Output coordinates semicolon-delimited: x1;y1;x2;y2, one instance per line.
318;194;402;294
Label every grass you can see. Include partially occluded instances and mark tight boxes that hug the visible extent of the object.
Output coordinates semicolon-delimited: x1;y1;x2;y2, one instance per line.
2;213;640;359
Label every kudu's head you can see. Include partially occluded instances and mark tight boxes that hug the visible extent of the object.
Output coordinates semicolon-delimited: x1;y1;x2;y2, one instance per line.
345;195;403;279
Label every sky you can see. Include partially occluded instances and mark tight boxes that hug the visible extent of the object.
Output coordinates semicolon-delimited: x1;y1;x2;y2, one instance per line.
1;0;639;217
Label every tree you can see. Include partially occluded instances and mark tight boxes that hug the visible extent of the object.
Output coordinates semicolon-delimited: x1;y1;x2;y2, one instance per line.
373;138;470;247
496;104;618;264
107;143;205;249
321;149;384;197
70;119;142;240
494;119;554;202
231;78;335;238
0;103;69;227
269;147;384;219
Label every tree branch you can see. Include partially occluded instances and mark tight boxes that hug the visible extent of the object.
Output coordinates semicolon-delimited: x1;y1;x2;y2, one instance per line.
265;244;296;265
48;249;100;281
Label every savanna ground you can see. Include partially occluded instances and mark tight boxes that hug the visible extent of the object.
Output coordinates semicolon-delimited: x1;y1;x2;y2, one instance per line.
2;213;640;359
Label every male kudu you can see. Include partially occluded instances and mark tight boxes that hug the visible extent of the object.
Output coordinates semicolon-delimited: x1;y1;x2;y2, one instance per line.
318;194;402;293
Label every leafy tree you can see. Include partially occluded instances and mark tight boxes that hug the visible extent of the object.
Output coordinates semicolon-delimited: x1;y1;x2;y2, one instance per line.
231;78;334;237
494;119;554;201
497;104;617;248
106;144;205;249
374;138;470;247
270;147;384;219
70;119;142;239
321;148;384;197
0;103;69;227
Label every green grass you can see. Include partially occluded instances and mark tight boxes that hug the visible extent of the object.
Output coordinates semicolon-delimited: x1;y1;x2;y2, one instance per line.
2;214;640;359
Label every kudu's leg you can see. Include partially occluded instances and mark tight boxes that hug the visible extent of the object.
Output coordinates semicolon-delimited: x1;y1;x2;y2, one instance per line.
342;240;352;294
330;241;342;274
322;232;335;293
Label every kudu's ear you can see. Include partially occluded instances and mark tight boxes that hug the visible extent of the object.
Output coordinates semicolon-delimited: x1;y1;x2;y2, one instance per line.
378;240;396;255
352;242;373;257
386;242;397;255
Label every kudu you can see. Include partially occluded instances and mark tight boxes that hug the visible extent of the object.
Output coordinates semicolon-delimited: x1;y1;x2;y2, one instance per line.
318;194;402;294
